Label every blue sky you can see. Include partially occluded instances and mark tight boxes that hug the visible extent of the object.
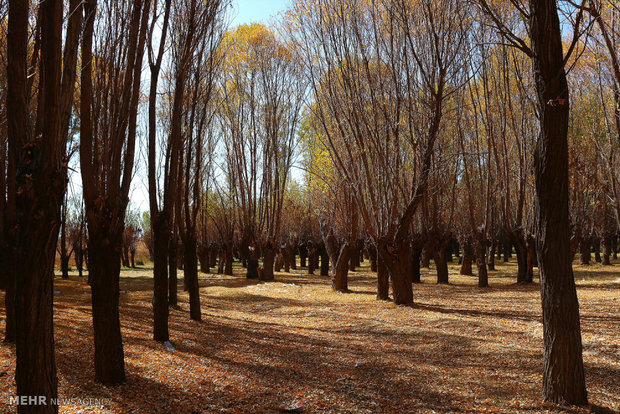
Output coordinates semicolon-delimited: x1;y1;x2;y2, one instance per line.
230;0;290;26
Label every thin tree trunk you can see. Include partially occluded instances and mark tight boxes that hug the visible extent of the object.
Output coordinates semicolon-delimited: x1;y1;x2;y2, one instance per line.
411;245;422;284
319;245;329;276
460;242;473;276
152;218;170;342
89;236;126;384
434;245;449;284
530;0;587;403
183;236;201;320
376;247;389;300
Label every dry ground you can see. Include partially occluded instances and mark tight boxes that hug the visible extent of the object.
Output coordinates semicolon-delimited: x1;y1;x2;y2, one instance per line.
0;258;618;413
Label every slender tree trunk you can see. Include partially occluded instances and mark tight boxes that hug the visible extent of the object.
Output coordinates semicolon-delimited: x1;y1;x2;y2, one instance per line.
319;245;329;276
530;0;587;403
526;235;536;282
592;238;601;263
89;235;126;384
421;247;431;268
152;217;169;342
487;243;496;271
262;243;276;281
348;243;358;272
460;242;473;276
308;247;316;275
183;236;201;321
376;248;389;300
224;242;233;276
411;245;422;284
300;244;307;267
198;245;210;273
368;244;377;272
514;233;528;283
476;241;488;288
331;243;351;292
578;238;591;265
602;235;612;265
434;245;449;284
169;238;179;302
246;257;259;279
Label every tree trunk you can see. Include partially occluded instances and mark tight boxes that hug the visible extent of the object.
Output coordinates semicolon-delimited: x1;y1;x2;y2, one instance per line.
169;238;179;304
224;242;233;276
348;242;358;272
476;241;488;288
331;242;351;292
183;236;201;321
421;247;431;268
411;245;422;284
198;245;210;273
368;244;378;272
300;244;307;267
526;235;536;283
434;245;449;284
503;238;512;262
376;247;389;300
514;233;528;283
262;243;276;281
246;257;259;279
60;202;70;278
152;217;169;342
210;245;218;268
592;238;601;263
530;0;588;403
602;235;612;265
378;238;413;305
319;245;329;276
308;246;316;275
578;238;591;265
89;236;126;385
487;243;496;271
460;242;473;276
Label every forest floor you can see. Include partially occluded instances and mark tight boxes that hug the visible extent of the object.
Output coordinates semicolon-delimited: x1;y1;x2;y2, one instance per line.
0;259;619;413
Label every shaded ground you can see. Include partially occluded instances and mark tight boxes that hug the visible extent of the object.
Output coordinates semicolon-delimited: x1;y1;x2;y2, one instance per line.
0;259;618;413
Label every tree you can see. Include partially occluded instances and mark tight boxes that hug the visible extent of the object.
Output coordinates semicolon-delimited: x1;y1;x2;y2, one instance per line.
477;0;589;404
80;0;150;385
6;0;81;410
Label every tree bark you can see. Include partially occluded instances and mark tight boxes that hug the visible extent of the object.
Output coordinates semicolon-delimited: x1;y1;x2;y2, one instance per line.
411;245;422;284
169;237;179;304
514;232;529;283
376;247;389;300
487;243;496;271
592;238;601;263
319;244;330;276
602;235;612;265
325;236;350;292
262;241;276;281
578;237;591;265
434;245;449;284
378;237;413;305
152;216;170;342
89;236;126;384
460;242;473;276
530;0;588;403
198;244;210;273
183;236;201;321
